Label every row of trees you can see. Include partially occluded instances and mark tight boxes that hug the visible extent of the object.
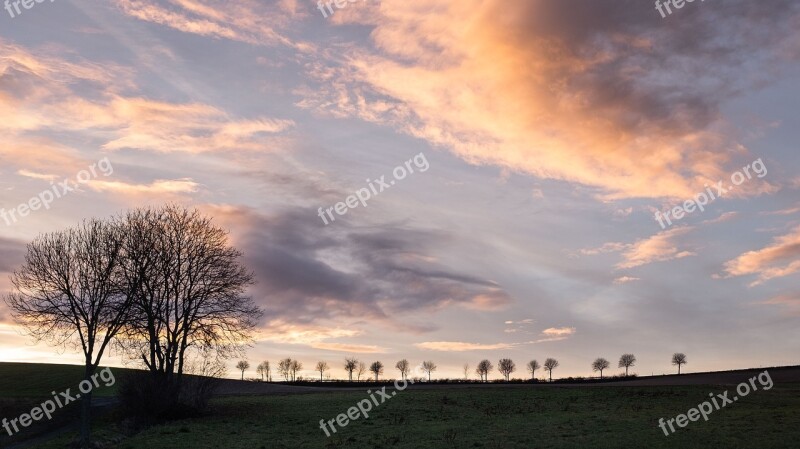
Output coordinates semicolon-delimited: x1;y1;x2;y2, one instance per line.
236;353;689;382
5;206;262;448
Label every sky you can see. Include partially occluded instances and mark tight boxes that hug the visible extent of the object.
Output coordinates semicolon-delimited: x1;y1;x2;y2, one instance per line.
0;0;799;380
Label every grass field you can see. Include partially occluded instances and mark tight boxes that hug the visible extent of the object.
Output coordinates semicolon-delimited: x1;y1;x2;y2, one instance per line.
18;381;800;448
3;363;799;448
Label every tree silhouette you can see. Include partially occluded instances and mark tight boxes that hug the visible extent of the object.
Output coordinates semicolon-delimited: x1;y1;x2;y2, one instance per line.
672;353;687;374
316;361;329;381
395;359;410;381
357;361;367;381
421;361;437;381
278;358;292;381
344;358;358;382
526;360;540;380
6;219;133;448
236;360;250;380
463;363;470;380
543;358;559;382
498;358;516;381
476;359;493;382
256;361;270;381
290;360;302;381
370;361;384;381
619;354;636;377
592;358;610;379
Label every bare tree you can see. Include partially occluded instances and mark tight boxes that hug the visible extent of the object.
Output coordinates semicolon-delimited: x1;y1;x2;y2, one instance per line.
344;357;358;382
5;219;133;449
543;358;559;382
463;363;470;380
498;358;516;381
395;359;410;381
116;206;261;392
476;359;493;382
592;358;610;379
278;358;292;381
236;360;250;380
357;361;367;381
672;353;687;374
619;354;636;377
256;361;270;381
290;359;302;381
421;361;437;381
526;360;540;380
316;361;330;381
370;361;384;381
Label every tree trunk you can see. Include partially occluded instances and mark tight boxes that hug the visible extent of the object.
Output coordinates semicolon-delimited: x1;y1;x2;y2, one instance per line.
79;365;94;449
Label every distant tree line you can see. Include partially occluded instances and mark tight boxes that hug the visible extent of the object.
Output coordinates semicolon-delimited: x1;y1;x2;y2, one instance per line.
234;353;689;383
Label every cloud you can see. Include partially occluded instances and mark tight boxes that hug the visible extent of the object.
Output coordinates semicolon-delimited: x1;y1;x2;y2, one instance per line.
115;0;311;50
580;227;695;269
89;178;200;195
255;320;387;353
723;225;800;286
702;211;739;225
613;276;640;284
205;206;513;330
615;227;696;269
299;0;796;200
541;327;575;337
415;341;514;352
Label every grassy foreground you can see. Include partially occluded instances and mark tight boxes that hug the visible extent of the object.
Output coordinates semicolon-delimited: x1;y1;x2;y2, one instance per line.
25;381;800;449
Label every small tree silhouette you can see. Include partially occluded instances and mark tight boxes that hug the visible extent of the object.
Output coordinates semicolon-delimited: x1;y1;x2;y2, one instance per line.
498;358;516;381
316;361;329;381
476;359;493;382
543;358;559;382
421;361;437;381
592;358;610;379
526;360;540;380
396;359;410;381
344;357;358;382
370;361;384;381
672;353;687;374
236;360;250;380
618;354;636;377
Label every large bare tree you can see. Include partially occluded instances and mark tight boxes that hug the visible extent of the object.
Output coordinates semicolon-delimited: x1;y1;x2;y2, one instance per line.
290;359;302;381
278;358;292;381
498;358;516;381
256;361;270;381
6;220;132;449
117;206;260;391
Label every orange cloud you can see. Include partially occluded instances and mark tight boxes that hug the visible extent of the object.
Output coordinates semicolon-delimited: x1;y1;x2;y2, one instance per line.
580;227;695;269
541;327;575;337
723;226;800;286
300;0;790;200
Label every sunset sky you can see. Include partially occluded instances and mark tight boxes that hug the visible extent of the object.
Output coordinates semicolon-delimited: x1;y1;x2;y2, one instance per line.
1;0;799;380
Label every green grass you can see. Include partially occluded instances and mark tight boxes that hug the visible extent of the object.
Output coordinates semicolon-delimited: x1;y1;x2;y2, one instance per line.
24;382;800;449
0;362;122;398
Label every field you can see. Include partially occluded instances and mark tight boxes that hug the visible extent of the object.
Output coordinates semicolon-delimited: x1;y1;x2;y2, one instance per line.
3;364;800;449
